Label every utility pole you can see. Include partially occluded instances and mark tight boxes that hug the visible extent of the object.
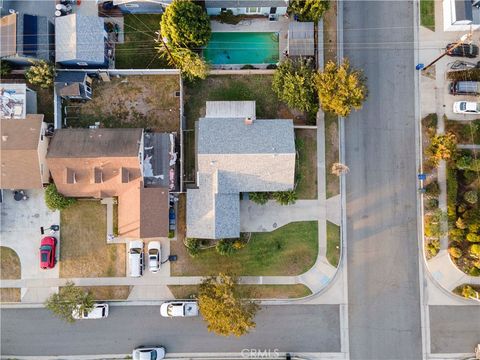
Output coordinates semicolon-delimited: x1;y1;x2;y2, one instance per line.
154;31;176;66
419;32;472;72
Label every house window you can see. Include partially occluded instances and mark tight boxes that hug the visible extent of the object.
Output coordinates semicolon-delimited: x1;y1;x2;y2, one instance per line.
77;61;88;66
246;7;261;14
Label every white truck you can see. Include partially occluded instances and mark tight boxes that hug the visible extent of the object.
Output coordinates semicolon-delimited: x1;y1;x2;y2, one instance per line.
160;301;199;317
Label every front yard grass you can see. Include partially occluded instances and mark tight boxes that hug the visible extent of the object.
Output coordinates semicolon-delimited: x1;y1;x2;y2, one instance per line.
66;75;180;132
0;289;20;302
115;14;170;69
183;75;304;182
295;129;317;199
445;119;480;145
60;200;126;278
168;284;312;299
171;221;318;276
0;247;21;279
420;0;435;31
325;112;339;198
326;221;340;267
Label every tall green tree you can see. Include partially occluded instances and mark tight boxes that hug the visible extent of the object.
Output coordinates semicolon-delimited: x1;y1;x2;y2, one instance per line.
198;274;259;337
44;282;94;323
25;60;55;89
160;0;211;48
288;0;330;22
272;58;318;113
159;44;208;80
315;59;367;117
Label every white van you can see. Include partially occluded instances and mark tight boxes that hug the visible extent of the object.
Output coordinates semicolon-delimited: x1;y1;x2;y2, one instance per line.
129;240;144;277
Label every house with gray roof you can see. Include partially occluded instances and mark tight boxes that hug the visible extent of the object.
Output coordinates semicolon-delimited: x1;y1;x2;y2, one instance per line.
187;101;295;239
55;14;108;68
205;0;288;18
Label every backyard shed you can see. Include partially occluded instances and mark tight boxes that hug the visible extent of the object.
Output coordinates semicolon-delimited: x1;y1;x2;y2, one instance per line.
288;21;314;57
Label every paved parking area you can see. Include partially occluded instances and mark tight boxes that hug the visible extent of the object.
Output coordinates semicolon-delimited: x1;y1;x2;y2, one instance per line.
1;189;60;301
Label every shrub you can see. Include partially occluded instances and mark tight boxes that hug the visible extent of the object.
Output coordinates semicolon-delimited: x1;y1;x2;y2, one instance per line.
185;237;201;257
469;267;480;276
456;155;473;170
0;60;12;77
470;244;480;258
426;133;457;168
44;184;76;211
249;192;270;205
272;58;318;113
464;170;479;184
422;113;438;130
216;9;244;24
449;227;465;242
315;59;367;117
447;68;480;81
464;190;478;204
425;180;440;198
466;233;480;243
241;64;256;70
460;285;479;299
447;167;458;206
168;230;175;239
233;239;247;250
266;64;277;70
426;239;440;258
160;0;211;48
25;60;55;88
448;246;462;259
216;239;236;256
272;190;298;205
455;217;467;229
425;198;439;210
469;223;480;233
287;0;330;22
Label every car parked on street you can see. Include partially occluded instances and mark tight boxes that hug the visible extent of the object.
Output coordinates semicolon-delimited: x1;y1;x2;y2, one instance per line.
147;241;161;273
132;346;166;360
72;303;109;320
160;301;199;317
446;43;479;58
39;236;56;269
453;101;480;114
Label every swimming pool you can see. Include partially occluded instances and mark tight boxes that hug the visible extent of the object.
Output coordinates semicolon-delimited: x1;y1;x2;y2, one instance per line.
203;32;279;65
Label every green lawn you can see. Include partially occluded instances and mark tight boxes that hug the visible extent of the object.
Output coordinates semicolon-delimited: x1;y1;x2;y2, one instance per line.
115;14;170;69
326;221;340;267
183;75;298;182
295;129;317;199
325;112;340;198
168;284;312;299
171;221;318;276
445;119;480;145
420;0;435;31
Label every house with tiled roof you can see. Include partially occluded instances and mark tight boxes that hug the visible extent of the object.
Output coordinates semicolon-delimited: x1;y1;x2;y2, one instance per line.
46;128;169;239
0;114;50;189
186;101;295;239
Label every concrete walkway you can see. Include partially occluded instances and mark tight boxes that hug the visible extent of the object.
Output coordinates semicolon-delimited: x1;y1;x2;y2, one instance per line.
457;144;480;150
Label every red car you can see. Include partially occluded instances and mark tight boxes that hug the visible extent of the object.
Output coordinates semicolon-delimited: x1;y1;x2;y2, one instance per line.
40;236;56;269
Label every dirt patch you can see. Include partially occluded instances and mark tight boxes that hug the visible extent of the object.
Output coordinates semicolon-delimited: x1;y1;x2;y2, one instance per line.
295;129;317;199
0;247;21;280
0;288;20;302
60;200;126;278
325;113;340;198
81;286;131;300
70;75;180;132
323;1;337;64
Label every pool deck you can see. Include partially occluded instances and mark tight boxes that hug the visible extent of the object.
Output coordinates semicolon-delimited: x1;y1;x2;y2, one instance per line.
211;17;290;65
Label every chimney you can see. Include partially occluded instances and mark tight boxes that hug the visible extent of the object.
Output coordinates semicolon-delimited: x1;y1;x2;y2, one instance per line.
244;117;254;125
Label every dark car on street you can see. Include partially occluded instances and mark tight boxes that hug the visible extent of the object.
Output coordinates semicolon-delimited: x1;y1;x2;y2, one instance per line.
40;236;56;269
446;43;479;58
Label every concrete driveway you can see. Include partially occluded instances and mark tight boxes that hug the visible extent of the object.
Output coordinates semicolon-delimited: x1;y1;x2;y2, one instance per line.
1;189;60;301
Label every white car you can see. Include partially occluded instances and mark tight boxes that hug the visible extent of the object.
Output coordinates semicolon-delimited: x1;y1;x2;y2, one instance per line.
72;303;109;320
453;101;480;114
160;301;199;317
147;241;161;273
132;346;166;360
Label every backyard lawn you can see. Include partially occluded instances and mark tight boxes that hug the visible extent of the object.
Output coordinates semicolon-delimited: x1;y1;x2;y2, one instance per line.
325;112;340;198
60;201;126;278
170;221;318;276
115;14;170;69
183;75;304;182
326;221;340;267
168;284;312;300
0;247;21;302
66;75;180;132
420;0;435;31
295;129;317;199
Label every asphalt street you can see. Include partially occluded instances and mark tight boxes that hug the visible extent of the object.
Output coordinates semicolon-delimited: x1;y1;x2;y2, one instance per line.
343;1;424;359
1;305;340;356
429;306;480;354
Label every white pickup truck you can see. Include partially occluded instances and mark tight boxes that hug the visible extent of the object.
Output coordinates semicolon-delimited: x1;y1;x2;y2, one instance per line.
160;301;199;317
